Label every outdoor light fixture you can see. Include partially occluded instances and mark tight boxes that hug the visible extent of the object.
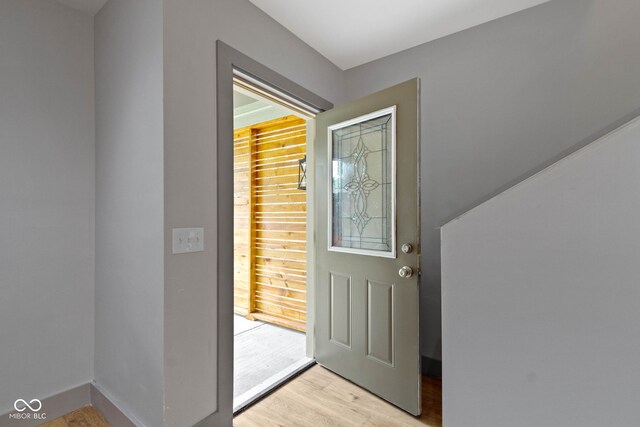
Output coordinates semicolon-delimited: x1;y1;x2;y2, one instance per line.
298;155;307;190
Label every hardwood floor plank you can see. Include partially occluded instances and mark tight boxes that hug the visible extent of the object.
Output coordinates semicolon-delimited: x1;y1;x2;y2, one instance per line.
234;365;442;427
73;407;109;427
62;410;90;426
40;406;108;427
39;418;68;427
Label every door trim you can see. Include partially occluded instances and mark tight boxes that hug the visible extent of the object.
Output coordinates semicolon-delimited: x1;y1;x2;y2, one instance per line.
202;41;332;426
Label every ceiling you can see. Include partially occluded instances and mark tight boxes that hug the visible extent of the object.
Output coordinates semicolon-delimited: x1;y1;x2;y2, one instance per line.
233;89;293;129
56;0;107;15
234;91;259;109
55;0;552;67
249;0;553;70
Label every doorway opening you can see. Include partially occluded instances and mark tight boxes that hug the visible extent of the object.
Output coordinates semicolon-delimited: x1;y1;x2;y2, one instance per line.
232;80;315;412
215;41;334;425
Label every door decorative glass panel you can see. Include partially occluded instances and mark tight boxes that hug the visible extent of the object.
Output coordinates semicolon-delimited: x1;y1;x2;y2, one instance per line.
328;106;396;258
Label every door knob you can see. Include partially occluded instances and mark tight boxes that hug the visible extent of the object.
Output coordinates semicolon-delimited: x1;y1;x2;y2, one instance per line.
398;266;414;279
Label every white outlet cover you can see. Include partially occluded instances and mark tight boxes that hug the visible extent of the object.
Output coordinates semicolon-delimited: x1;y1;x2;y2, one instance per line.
172;228;204;254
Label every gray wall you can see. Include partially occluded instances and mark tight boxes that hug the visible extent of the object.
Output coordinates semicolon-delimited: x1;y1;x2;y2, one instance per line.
0;0;95;415
345;0;640;360
94;0;164;425
441;116;640;426
163;0;344;425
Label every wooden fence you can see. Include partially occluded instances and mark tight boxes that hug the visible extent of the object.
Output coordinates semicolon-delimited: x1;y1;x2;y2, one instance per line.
233;115;307;332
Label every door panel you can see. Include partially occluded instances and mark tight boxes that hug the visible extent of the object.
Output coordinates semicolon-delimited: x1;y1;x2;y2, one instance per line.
367;280;394;367
367;280;394;366
315;79;420;415
329;272;352;348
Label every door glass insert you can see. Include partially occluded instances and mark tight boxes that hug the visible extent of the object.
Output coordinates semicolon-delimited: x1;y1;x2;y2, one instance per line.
328;106;396;258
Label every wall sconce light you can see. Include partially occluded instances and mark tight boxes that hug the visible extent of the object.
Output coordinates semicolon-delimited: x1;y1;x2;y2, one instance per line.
298;155;307;190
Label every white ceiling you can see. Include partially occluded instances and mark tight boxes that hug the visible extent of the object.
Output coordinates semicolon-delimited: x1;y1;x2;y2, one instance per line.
234;91;259;108
55;0;552;67
233;89;293;129
249;0;553;70
56;0;107;16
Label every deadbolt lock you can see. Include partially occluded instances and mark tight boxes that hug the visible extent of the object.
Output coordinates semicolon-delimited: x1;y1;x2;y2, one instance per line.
401;243;413;254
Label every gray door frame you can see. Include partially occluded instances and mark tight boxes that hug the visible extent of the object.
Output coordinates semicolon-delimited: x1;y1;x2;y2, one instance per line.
197;41;332;426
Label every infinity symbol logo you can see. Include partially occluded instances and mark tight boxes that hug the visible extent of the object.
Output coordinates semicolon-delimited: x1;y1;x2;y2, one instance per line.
14;399;42;412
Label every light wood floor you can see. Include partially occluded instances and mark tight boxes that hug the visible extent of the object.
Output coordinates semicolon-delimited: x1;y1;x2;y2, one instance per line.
40;366;441;427
39;406;108;427
234;365;442;427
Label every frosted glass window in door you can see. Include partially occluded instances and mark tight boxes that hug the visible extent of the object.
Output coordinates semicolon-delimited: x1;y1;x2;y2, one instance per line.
329;107;396;257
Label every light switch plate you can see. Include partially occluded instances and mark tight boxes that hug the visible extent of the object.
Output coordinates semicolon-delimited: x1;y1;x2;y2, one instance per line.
172;228;204;254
